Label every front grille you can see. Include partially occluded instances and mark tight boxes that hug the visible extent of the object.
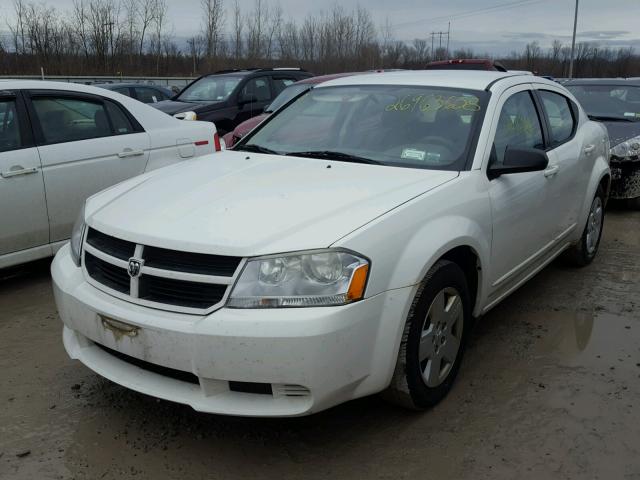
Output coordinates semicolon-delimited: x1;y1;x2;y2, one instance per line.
96;343;199;385
83;228;241;312
140;275;227;309
86;228;135;260
144;246;240;276
85;252;130;294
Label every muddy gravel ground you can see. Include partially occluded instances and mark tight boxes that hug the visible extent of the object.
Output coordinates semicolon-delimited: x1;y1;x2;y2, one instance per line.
1;206;639;480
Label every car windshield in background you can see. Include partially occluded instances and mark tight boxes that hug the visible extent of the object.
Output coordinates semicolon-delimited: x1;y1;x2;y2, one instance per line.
567;84;640;121
177;76;242;102
265;84;311;112
241;85;487;170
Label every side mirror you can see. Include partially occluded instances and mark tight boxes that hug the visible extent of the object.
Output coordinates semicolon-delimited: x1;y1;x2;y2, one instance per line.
238;94;258;106
488;147;549;180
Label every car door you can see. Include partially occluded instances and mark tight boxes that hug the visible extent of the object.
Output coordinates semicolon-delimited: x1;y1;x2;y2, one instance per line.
0;92;49;257
26;90;150;243
487;86;557;293
235;76;273;126
535;88;584;239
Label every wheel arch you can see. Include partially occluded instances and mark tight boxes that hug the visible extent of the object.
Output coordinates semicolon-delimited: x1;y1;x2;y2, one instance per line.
439;245;482;317
578;156;611;231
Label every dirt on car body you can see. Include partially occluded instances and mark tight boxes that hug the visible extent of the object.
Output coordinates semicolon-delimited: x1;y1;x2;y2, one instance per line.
1;206;639;480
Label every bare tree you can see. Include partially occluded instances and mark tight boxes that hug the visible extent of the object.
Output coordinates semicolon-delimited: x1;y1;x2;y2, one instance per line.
201;0;225;59
3;0;640;78
138;0;154;58
245;0;266;61
151;0;167;75
187;34;205;74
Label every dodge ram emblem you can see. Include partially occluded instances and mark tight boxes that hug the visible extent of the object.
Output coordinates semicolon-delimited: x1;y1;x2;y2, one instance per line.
128;259;143;278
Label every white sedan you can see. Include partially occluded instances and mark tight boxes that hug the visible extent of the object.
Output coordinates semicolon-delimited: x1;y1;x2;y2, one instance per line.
52;71;610;416
0;80;220;269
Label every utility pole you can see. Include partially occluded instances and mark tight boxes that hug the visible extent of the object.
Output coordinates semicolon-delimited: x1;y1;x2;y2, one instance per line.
430;29;450;61
568;0;579;78
431;33;434;61
446;22;450;59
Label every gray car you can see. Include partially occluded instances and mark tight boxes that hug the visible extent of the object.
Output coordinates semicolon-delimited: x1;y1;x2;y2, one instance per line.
95;83;174;105
566;79;640;207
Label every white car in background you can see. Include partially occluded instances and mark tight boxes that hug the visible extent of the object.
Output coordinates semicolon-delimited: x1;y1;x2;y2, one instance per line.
53;71;609;416
0;80;220;269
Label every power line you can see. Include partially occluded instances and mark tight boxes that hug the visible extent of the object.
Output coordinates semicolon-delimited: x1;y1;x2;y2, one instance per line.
390;0;551;30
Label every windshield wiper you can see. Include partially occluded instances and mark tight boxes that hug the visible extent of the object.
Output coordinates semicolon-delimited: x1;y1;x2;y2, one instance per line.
285;150;382;165
588;115;636;122
234;144;279;154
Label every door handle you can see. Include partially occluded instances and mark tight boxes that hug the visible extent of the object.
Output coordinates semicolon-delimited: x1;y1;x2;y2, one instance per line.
544;165;560;178
584;144;595;154
117;149;145;158
1;166;38;178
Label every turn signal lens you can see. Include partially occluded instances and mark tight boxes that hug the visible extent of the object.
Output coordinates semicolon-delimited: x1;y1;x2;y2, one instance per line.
213;132;222;151
347;264;369;301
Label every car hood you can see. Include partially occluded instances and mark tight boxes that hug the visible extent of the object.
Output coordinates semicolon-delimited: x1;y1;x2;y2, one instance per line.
86;152;458;257
600;121;640;147
152;99;221;115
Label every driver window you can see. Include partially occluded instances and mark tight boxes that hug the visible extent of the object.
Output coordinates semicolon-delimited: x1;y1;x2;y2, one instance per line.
493;91;544;166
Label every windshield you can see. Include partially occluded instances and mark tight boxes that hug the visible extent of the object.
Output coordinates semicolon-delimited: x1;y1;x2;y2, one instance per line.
240;85;487;170
177;75;242;102
567;84;640;121
266;84;311;112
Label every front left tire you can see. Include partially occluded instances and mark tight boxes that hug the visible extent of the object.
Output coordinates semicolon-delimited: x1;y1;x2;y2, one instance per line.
384;259;471;410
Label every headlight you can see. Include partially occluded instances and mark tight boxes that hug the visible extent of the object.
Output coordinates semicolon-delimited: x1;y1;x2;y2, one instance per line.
173;111;197;121
70;204;86;267
611;135;640;160
227;249;370;308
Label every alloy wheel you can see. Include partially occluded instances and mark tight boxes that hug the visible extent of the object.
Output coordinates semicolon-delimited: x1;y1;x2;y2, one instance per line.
419;287;464;388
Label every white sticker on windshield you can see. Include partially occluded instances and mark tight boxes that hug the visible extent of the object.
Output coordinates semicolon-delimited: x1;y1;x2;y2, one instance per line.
624;112;637;117
401;148;426;161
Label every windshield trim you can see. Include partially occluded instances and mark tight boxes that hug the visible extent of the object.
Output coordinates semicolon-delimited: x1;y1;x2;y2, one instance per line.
235;84;491;172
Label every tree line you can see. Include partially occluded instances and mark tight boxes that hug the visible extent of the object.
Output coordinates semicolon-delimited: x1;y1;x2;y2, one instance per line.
1;0;639;78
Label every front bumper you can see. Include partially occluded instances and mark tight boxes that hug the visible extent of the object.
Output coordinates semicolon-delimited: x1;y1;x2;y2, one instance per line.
610;159;640;200
52;244;414;417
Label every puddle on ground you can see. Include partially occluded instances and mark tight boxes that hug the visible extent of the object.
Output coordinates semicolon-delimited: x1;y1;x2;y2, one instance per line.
531;311;639;369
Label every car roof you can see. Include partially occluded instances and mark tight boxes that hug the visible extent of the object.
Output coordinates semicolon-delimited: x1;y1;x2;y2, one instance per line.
0;79;137;94
565;78;640;87
295;72;364;85
95;83;170;89
206;68;309;78
315;70;538;91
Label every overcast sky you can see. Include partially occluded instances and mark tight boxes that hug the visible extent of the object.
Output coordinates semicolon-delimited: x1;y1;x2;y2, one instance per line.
2;0;639;54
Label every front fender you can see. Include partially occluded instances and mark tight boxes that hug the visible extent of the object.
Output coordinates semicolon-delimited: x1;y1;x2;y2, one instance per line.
336;174;491;315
